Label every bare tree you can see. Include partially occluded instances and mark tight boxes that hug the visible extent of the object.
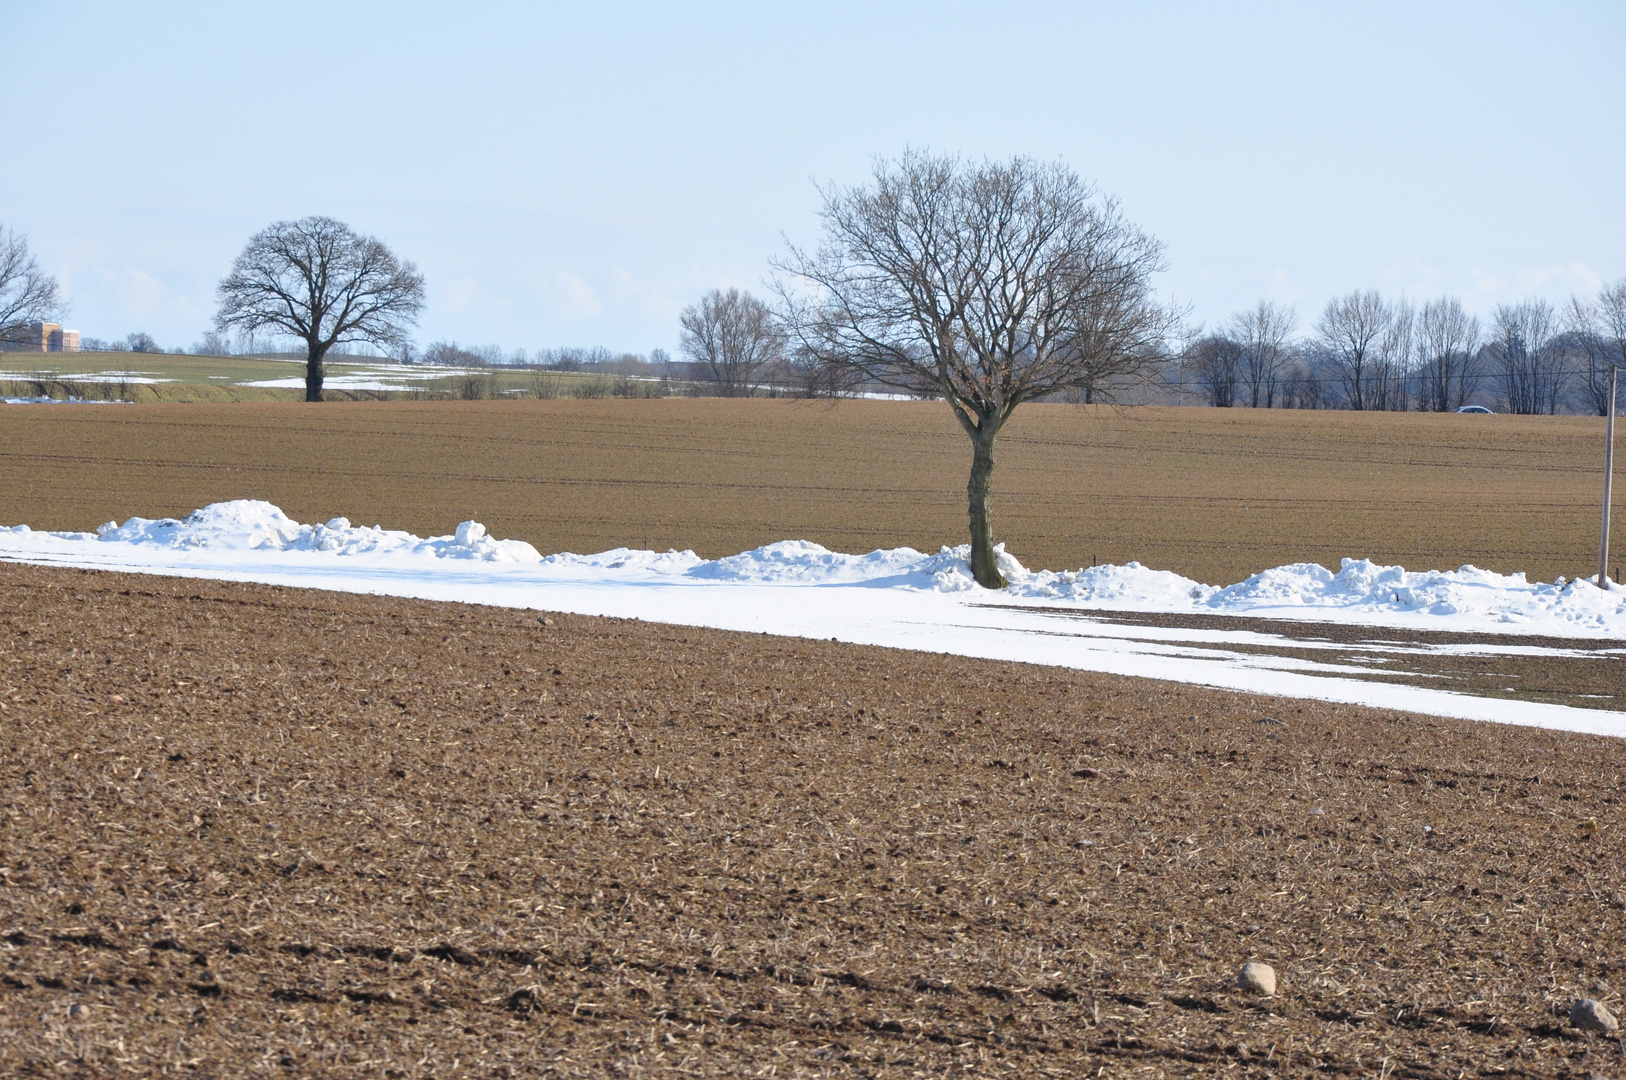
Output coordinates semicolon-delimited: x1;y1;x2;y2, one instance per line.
1570;280;1626;415
1489;299;1562;415
1279;353;1328;409
679;288;784;397
1372;298;1414;411
1603;280;1626;414
1415;296;1481;412
1316;290;1391;411
787;341;866;399
421;341;483;367
1566;297;1610;416
215;217;425;402
1605;279;1626;364
1228;299;1296;407
777;152;1175;588
0;226;63;348
191;330;234;356
1187;333;1242;407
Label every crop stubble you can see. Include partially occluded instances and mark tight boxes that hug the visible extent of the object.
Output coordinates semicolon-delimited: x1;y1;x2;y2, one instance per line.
0;399;1609;584
3;563;1626;1076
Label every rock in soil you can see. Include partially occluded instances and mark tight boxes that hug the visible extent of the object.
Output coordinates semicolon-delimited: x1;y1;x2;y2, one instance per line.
1571;997;1619;1033
1238;962;1277;996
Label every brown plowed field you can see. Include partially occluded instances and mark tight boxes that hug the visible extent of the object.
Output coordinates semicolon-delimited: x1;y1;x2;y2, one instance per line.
4;562;1626;1077
0;399;1612;584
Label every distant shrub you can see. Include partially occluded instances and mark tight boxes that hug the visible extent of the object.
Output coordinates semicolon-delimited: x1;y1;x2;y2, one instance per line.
612;374;664;398
456;372;499;400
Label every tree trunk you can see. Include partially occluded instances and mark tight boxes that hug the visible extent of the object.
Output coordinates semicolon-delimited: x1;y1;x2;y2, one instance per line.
305;340;328;402
967;428;1004;589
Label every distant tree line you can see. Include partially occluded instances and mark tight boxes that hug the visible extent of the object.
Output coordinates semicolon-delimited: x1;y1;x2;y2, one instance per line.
9;213;1626;414
409;341;676;373
1180;282;1626;415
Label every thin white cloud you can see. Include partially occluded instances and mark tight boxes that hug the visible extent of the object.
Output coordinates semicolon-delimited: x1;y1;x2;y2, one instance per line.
1467;262;1607;306
438;276;515;317
110;266;165;316
528;273;603;321
609;267;686;322
65;265;210;338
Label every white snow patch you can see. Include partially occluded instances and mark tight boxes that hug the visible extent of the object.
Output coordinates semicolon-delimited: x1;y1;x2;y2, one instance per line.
1;397;133;405
64;373;172;384
1;370;171;384
236;365;474;391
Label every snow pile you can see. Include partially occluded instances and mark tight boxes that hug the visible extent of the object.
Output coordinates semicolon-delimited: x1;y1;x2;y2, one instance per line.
539;548;706;574
1209;558;1626;632
686;539;1025;591
1003;556;1626;632
1009;561;1212;607
91;500;543;563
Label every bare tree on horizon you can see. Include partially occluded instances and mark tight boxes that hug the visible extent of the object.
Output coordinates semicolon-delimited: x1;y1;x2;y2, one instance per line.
1228;299;1296;408
0;226;63;348
1570;280;1626;416
1416;296;1481;412
1317;290;1392;411
679;288;784;397
214;217;425;402
1370;298;1415;412
1490;299;1562;415
1187;333;1243;407
776;151;1175;588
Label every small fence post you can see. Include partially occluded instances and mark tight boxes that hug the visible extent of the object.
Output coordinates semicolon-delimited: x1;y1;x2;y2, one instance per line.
1601;365;1618;587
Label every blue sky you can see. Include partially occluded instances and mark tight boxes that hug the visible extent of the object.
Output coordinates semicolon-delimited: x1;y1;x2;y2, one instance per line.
2;1;1622;354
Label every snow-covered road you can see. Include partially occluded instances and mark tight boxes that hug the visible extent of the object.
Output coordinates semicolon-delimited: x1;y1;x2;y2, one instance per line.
4;501;1623;737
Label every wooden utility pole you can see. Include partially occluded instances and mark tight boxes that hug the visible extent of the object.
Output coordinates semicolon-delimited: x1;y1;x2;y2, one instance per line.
1601;365;1618;587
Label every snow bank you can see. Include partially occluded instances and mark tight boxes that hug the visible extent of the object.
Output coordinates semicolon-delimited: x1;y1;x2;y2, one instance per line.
91;500;543;563
538;548;706;574
7;500;1626;637
1004;556;1626;634
685;539;1025;591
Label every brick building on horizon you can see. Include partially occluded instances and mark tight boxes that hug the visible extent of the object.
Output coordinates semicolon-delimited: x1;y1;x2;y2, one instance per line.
1;322;80;352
